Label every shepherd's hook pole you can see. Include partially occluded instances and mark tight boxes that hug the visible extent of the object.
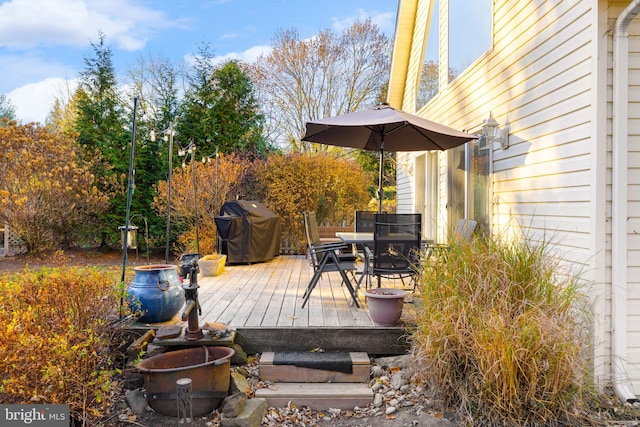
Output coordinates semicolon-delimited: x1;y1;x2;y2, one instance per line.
192;144;200;255
120;97;138;316
165;122;174;263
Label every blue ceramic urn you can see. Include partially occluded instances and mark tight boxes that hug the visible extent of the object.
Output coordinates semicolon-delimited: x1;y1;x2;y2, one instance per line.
128;264;185;323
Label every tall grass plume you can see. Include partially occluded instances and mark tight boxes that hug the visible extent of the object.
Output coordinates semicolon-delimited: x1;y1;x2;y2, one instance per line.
412;232;606;425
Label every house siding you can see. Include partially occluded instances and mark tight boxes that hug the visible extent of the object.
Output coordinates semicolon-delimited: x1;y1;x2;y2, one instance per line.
620;4;640;386
390;0;640;392
408;0;595;258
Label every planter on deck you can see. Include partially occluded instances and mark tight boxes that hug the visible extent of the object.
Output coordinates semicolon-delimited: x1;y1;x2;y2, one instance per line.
365;288;408;326
198;254;226;276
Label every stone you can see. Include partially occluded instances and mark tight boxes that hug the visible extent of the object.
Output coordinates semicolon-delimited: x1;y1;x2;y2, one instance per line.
126;329;155;357
124;390;148;415
143;343;166;358
236;366;250;377
220;398;267;427
390;371;405;390
375;354;413;370
155;325;182;339
229;371;251;395
230;343;248;365
221;392;247;418
373;393;384;407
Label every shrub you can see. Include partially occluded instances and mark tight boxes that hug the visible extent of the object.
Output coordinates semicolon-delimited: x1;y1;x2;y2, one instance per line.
0;262;124;424
413;233;596;425
252;152;370;253
154;152;254;256
0;121;113;252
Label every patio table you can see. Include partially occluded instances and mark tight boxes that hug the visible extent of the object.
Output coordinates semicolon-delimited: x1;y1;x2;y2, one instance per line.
336;232;374;290
335;232;373;244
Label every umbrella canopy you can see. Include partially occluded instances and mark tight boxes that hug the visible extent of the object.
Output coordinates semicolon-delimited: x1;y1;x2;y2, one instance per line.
302;104;478;212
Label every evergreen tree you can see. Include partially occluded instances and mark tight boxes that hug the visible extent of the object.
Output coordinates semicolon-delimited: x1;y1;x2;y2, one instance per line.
74;33;131;247
209;60;268;156
178;44;268;158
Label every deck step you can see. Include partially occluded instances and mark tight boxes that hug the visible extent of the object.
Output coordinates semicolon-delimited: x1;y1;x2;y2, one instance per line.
254;382;373;410
259;351;370;383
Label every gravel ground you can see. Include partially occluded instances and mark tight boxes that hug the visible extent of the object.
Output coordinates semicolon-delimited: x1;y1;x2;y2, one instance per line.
106;353;458;427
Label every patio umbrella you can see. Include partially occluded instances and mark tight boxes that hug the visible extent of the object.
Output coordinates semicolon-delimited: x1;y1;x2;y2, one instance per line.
302;104;478;212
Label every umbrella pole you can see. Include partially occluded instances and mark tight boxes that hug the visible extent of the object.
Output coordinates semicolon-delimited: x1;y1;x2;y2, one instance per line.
378;146;384;213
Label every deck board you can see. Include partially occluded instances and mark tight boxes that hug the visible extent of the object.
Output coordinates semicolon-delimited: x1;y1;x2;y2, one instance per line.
190;255;415;329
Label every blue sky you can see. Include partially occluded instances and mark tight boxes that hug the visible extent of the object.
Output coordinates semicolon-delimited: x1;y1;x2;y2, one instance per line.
0;0;397;123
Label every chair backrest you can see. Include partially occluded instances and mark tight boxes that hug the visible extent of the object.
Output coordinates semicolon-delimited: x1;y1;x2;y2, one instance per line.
305;211;324;246
302;212;312;248
302;212;320;268
373;213;422;275
355;210;375;232
454;218;477;241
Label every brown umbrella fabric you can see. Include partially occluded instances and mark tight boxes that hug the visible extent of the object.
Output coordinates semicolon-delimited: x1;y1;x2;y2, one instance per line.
302;104;478;212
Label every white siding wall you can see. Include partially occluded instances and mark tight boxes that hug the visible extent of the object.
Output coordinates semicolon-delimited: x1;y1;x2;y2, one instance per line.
396;151;416;214
405;1;594;256
395;0;640;389
618;4;640;387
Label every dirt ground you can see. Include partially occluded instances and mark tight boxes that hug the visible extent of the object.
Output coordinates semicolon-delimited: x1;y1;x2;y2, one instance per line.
0;247;170;274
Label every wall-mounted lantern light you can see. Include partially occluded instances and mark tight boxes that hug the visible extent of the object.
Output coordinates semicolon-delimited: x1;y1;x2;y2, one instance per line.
481;112;510;149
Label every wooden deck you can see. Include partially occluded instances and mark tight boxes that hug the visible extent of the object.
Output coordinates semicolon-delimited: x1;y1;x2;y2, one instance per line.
160;255;418;355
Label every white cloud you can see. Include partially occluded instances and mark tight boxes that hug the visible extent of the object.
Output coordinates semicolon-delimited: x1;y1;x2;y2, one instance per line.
0;54;76;93
8;77;78;124
185;44;272;67
218;45;272;63
331;9;395;34
0;0;177;51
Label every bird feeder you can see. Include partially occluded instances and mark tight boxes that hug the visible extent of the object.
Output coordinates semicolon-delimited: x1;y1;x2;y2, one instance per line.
119;225;139;250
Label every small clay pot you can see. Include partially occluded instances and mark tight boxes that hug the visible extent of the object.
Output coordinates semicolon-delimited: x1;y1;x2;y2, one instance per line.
365;288;409;326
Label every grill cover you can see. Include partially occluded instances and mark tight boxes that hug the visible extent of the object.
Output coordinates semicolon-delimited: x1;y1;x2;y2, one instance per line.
215;200;281;264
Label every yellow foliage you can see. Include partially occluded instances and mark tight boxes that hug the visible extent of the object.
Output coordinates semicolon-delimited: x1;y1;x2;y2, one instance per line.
0;122;113;251
154;152;253;255
253;152;370;253
154;151;370;256
0;266;125;424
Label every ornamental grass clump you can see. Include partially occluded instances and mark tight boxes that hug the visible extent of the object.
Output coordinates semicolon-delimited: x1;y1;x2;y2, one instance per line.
412;233;596;426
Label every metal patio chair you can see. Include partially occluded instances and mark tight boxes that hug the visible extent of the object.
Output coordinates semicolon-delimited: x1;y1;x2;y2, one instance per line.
301;212;360;308
355;210;375;232
371;213;422;289
423;218;478;258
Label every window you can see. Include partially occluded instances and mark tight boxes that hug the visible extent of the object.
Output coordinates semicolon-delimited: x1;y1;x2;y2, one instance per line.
416;0;440;108
448;0;492;81
417;0;492;108
447;138;490;234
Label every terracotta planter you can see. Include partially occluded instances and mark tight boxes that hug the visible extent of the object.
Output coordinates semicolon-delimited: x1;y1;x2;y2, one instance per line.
365;288;409;326
198;254;226;277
